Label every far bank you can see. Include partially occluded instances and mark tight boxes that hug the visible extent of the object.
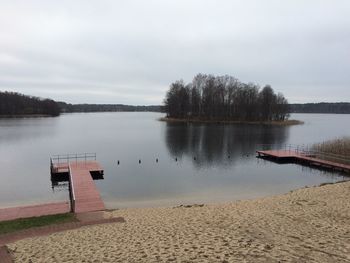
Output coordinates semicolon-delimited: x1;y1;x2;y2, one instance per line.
159;117;304;126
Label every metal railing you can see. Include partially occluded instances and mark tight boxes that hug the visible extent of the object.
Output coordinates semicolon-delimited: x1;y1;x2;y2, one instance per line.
68;164;75;212
50;153;97;165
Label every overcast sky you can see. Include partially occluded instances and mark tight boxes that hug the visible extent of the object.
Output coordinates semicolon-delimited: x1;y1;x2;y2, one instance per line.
0;1;349;104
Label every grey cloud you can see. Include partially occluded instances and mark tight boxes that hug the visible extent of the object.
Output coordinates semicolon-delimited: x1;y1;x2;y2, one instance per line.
0;0;349;104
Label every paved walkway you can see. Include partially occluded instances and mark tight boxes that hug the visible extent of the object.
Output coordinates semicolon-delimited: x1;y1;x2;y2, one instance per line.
0;246;12;263
0;215;125;263
0;216;125;246
0;202;70;222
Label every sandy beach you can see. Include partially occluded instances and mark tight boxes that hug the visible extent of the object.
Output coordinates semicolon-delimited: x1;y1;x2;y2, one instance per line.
7;181;350;263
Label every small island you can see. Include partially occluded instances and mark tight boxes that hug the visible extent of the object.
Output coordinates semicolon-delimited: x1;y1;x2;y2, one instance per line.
162;74;302;125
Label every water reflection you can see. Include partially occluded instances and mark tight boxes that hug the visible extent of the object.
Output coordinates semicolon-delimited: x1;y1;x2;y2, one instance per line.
0;117;58;145
51;181;69;192
165;123;290;168
51;171;104;191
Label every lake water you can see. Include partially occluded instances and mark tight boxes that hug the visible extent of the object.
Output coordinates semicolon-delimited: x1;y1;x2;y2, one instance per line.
0;113;349;209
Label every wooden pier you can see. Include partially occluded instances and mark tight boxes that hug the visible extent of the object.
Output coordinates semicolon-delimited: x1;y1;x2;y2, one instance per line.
257;150;350;174
51;154;105;213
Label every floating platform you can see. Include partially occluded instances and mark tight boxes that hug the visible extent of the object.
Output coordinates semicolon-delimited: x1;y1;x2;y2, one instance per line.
257;150;350;174
51;154;105;213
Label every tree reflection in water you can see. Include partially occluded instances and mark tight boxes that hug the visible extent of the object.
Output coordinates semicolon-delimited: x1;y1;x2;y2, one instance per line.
165;122;290;168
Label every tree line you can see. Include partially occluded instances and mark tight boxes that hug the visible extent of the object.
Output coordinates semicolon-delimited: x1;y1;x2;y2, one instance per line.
290;103;350;114
58;102;163;113
0;91;164;117
164;74;289;122
0;91;60;117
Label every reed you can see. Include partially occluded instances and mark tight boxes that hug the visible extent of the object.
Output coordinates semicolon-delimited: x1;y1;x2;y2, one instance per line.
312;137;350;157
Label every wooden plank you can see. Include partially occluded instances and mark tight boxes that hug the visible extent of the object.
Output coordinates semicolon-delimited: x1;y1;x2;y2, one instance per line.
51;161;103;175
69;161;105;213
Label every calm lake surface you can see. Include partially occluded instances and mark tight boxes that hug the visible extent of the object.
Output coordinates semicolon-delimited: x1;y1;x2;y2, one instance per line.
0;113;349;209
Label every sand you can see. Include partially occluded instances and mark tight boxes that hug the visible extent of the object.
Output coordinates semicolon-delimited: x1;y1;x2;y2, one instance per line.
7;181;350;263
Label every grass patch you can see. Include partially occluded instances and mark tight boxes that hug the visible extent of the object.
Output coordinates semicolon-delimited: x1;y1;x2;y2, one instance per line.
0;213;76;235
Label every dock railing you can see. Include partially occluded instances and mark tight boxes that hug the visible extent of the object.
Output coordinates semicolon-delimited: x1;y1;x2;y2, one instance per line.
68;164;75;212
50;153;97;173
257;144;350;166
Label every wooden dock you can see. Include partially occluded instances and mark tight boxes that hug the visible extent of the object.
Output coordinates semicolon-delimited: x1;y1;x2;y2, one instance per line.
51;154;105;213
257;150;350;174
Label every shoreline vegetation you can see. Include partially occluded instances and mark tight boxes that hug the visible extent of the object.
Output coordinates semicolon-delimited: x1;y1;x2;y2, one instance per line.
7;181;350;262
159;117;304;126
290;102;350;114
1;90;350;118
312;137;350;157
0;91;163;118
0;91;60;117
0;114;53;118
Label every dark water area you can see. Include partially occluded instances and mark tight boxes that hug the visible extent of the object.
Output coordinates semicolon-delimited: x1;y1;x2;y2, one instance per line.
0;113;349;209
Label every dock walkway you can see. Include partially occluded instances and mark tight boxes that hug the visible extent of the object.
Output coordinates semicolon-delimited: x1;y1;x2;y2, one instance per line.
0;154;105;223
257;150;350;173
68;161;105;213
51;154;105;213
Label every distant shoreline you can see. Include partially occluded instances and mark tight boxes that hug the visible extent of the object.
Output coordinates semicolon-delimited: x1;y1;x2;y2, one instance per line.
0;114;54;119
159;117;304;126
